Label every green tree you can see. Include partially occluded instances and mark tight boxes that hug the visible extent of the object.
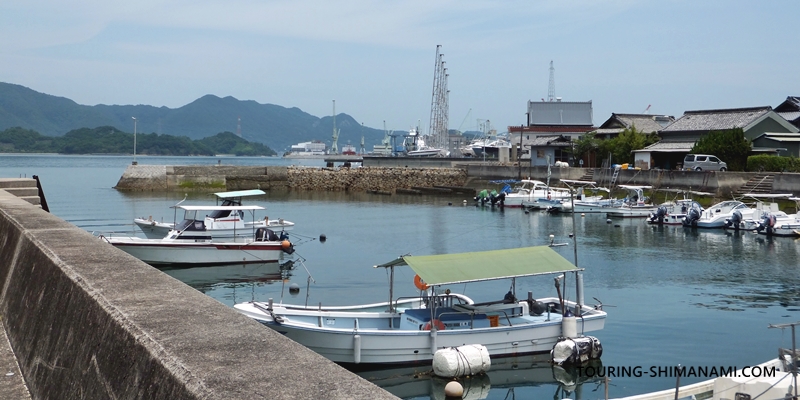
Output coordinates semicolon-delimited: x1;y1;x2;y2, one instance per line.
690;128;750;171
570;132;599;167
598;126;658;165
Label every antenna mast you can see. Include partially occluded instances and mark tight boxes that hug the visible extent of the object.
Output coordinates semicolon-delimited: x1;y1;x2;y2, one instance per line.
548;60;556;102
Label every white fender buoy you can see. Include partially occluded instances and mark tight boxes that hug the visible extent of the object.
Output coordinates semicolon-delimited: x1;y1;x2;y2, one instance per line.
353;334;361;364
444;381;464;397
433;344;491;378
562;315;577;338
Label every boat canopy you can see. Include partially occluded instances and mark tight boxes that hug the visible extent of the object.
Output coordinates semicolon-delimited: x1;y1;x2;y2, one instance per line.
375;246;580;286
214;189;266;199
178;205;265;211
741;193;794;199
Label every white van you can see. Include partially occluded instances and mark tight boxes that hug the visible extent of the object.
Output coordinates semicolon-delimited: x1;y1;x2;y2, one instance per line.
683;154;727;171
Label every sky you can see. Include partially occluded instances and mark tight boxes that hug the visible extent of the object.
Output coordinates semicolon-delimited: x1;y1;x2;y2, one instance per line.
2;0;799;135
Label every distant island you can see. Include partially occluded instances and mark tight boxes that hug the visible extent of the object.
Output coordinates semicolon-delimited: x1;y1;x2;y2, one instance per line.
0;126;277;156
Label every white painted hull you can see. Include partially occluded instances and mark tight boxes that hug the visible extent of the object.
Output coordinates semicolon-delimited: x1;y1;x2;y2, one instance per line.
606;205;657;218
507;192;571;208
572;202;620;213
102;236;288;265
134;218;294;239
407;149;445;157
615;357;792;400
235;296;606;366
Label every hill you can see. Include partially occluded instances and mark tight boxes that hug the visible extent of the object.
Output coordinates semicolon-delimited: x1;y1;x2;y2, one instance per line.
0;126;277;156
0;82;387;152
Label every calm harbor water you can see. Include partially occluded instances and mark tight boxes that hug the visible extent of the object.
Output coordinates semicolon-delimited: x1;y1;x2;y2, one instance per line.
2;154;799;399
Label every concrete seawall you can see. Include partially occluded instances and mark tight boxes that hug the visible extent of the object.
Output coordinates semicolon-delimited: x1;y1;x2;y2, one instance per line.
113;163;800;198
0;191;397;399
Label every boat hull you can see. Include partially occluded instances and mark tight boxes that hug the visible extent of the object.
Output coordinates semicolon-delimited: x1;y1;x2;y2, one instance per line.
235;297;606;366
102;236;287;265
606;205;657;218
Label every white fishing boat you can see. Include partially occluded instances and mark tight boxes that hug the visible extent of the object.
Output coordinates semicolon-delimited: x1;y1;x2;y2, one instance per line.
647;190;712;225
101;205;295;266
543;180;612;214
134;189;294;239
234;246;607;366
504;179;571;208
746;196;800;237
684;194;791;229
606;185;656;218
405;128;448;157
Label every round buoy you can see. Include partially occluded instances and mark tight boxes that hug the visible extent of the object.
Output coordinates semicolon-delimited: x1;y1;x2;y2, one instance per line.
319;234;326;242
614;224;620;227
289;283;300;294
606;219;612;223
448;202;452;206
568;233;574;238
581;213;585;217
281;240;291;249
444;381;464;397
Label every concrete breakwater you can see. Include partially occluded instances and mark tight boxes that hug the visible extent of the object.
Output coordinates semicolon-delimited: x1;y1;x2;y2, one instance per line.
113;163;800;199
114;164;468;193
0;190;398;399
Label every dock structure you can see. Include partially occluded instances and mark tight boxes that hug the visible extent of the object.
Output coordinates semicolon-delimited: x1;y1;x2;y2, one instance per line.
0;189;399;400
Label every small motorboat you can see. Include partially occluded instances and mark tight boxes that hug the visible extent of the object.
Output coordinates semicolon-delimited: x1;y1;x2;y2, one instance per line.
606;185;656;218
102;205;295;266
134;189;294;239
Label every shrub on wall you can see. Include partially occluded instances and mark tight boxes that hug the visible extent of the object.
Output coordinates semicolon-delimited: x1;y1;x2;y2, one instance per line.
747;154;800;172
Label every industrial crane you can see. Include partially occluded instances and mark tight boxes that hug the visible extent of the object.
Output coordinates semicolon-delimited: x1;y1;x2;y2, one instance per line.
330;100;339;154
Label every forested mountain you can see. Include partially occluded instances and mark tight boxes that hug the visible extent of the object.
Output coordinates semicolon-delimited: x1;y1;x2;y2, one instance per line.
0;126;276;156
0;82;386;152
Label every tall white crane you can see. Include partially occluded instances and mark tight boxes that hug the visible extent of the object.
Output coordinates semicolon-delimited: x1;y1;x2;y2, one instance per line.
331;100;339;154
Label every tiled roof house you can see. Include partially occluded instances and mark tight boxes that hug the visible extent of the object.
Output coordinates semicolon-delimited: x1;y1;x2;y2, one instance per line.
594;113;674;140
774;96;800;129
632;106;798;170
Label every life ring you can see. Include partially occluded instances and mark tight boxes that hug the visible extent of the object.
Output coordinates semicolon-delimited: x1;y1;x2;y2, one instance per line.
413;274;429;290
422;319;445;331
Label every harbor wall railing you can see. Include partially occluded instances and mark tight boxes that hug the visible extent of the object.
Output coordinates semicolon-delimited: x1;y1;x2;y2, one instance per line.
0;190;398;400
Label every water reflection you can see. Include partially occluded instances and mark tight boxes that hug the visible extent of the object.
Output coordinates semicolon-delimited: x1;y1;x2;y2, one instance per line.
160;260;296;293
354;355;603;400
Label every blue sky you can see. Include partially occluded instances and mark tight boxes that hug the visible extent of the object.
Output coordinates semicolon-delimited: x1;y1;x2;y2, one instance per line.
2;0;798;135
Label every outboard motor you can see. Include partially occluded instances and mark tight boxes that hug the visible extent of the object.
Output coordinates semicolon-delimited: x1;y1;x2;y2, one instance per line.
474;189;490;206
496;191;505;206
725;210;743;230
489;190;501;206
648;205;668;224
255;228;280;242
756;213;777;235
682;204;702;227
